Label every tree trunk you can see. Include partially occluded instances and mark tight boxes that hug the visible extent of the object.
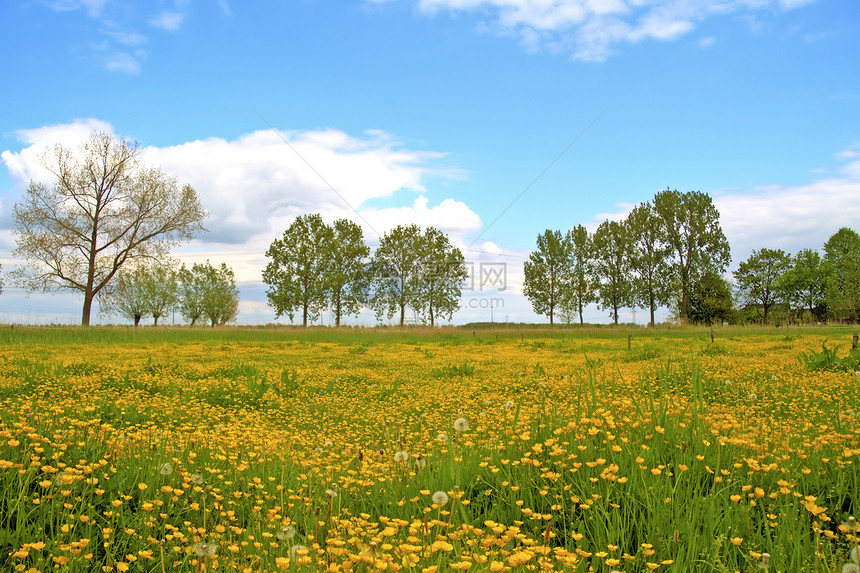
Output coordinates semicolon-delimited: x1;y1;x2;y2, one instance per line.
81;291;94;326
430;301;435;327
134;314;141;327
579;301;584;326
649;295;656;327
335;293;342;327
302;304;308;327
400;303;406;326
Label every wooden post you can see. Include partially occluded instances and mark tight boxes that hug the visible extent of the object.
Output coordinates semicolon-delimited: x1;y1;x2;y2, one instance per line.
853;333;858;350
710;326;714;343
627;335;631;350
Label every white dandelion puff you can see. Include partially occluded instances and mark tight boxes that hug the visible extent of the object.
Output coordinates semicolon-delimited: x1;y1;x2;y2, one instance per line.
159;462;174;476
436;433;448;443
193;542;217;557
277;525;296;540
394;451;409;463
454;417;469;432
290;545;308;561
432;491;449;505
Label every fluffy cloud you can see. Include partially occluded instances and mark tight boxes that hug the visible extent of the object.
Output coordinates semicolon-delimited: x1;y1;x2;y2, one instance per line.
715;158;860;263
149;11;185;31
413;0;816;61
1;119;480;284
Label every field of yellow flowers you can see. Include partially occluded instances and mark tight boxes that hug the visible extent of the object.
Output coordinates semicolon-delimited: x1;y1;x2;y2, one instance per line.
1;326;859;572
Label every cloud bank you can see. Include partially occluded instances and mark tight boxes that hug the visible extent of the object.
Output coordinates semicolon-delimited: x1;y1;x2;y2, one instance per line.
411;0;817;60
1;119;481;281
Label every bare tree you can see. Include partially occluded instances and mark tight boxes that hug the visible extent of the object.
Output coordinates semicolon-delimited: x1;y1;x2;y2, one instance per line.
11;131;206;326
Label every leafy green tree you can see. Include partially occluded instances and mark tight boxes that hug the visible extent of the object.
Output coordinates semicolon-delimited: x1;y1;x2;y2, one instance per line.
592;220;633;325
557;225;598;326
11;131;206;326
653;189;731;323
626;202;673;326
201;262;240;327
178;263;207;326
104;265;150;326
370;224;425;325
326;219;371;327
414;227;467;326
141;264;179;325
264;214;333;326
823;227;860;321
734;248;792;325
779;249;827;321
178;261;239;326
688;270;735;325
523;229;572;325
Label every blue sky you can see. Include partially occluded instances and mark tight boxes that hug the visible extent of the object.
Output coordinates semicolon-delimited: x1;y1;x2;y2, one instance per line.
1;0;859;325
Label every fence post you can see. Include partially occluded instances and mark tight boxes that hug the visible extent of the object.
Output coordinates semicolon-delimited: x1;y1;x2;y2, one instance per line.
853;333;858;350
710;326;715;343
627;335;631;350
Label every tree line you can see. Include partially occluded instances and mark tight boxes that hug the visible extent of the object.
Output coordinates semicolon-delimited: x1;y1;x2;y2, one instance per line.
732;228;860;324
524;188;860;325
262;214;466;327
525;189;731;326
101;261;240;327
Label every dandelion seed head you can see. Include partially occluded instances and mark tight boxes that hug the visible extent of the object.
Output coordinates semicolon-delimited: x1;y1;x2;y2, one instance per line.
159;462;173;476
504;400;515;410
290;545;308;561
394;451;409;463
193;542;217;557
454;417;469;432
190;474;203;485
436;433;448;443
432;491;449;505
277;525;296;540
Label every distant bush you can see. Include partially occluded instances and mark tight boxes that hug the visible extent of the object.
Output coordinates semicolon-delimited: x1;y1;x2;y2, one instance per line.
798;342;860;372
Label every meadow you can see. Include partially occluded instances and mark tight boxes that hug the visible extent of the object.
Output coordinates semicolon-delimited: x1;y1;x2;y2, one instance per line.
1;325;859;572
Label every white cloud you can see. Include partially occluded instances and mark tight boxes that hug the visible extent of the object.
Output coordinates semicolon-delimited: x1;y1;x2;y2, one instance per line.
48;0;109;18
412;0;817;61
104;51;144;74
106;29;148;46
716;158;860;263
0;118;115;185
2;118;474;252
149;11;185;31
216;0;232;16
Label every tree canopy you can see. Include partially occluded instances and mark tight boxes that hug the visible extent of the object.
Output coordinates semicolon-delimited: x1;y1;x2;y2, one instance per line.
653;189;731;323
734;248;792;325
263;213;334;326
523;229;572;325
